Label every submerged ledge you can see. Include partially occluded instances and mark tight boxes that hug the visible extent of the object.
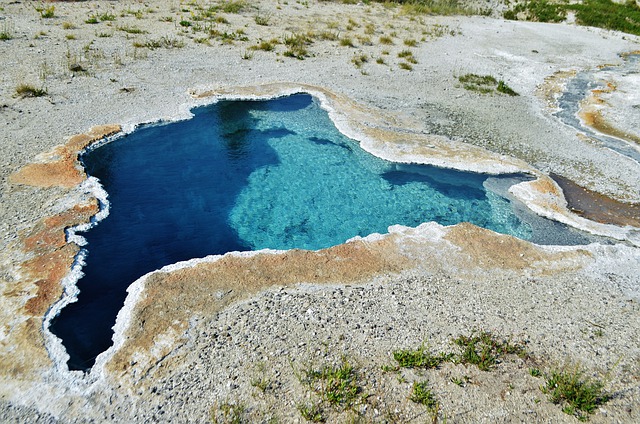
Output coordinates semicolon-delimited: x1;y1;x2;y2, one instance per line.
5;83;640;392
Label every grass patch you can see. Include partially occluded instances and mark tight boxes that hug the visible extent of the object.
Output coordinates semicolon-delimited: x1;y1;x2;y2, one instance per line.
305;359;361;408
118;25;148;35
339;36;355;47
571;0;640;36
393;345;453;369
379;35;393;45
208;29;249;44
99;13;116;22
504;0;640;36
283;32;312;59
36;5;55;19
297;401;325;422
295;357;363;420
254;14;271;26
542;367;609;421
453;331;526;371
403;38;418;47
250;39;276;51
136;37;185;50
458;74;519;96
497;80;519;96
0;21;14;40
15;83;47;98
396;0;475;16
351;53;368;68
410;380;438;411
399;62;413;71
210;400;246;424
220;1;248;14
505;0;566;23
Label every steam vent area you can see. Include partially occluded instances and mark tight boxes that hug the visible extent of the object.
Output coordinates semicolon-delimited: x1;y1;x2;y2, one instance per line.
1;1;640;423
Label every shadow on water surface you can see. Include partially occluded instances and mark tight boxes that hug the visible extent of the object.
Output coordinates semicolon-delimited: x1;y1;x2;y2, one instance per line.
49;94;607;371
50;99;284;370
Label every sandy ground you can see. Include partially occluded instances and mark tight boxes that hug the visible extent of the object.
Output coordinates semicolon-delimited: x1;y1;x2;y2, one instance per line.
1;1;639;422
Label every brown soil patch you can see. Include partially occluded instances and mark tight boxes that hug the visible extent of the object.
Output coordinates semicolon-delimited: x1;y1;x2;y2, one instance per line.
9;124;120;188
21;202;99;316
444;222;591;273
551;173;640;227
106;235;410;376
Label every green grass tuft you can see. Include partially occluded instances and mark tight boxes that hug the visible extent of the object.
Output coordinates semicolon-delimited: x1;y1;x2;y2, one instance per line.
297;401;325;422
542;367;609;421
458;74;518;96
497;80;519;96
393;345;453;369
504;0;640;36
410;380;438;412
15;84;47;98
453;331;526;371
302;358;361;410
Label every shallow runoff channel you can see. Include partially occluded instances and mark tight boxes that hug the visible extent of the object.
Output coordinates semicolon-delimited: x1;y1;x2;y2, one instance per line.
49;93;607;371
556;53;640;164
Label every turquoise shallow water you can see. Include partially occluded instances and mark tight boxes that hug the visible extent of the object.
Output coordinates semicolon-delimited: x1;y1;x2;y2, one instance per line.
50;94;596;371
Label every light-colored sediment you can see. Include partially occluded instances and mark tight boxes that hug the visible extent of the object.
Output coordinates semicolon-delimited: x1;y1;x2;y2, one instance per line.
1;1;640;422
576;53;640;148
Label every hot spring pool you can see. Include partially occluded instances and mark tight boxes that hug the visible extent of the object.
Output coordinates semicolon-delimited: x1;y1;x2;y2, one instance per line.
50;94;600;370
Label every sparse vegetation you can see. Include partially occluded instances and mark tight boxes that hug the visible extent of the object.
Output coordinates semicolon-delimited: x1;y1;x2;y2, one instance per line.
399;62;413;71
304;359;361;408
339;36;355;47
36;5;55;19
135;37;185;49
504;0;640;36
542;367;609;421
410;380;438;411
297;401;325;422
397;0;475;16
283;32;311;59
453;331;526;371
99;13;116;22
210;400;247;424
118;25;148;35
497;80;519;96
393;344;453;369
458;74;519;96
529;367;542;377
0;21;14;40
220;0;248;14
250;39;276;51
403;38;418;47
254;14;271;26
351;53;368;68
15;83;47;98
379;35;393;44
294;357;364;421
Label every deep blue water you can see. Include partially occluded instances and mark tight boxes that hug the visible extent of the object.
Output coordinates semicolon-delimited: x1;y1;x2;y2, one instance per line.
49;94;595;371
